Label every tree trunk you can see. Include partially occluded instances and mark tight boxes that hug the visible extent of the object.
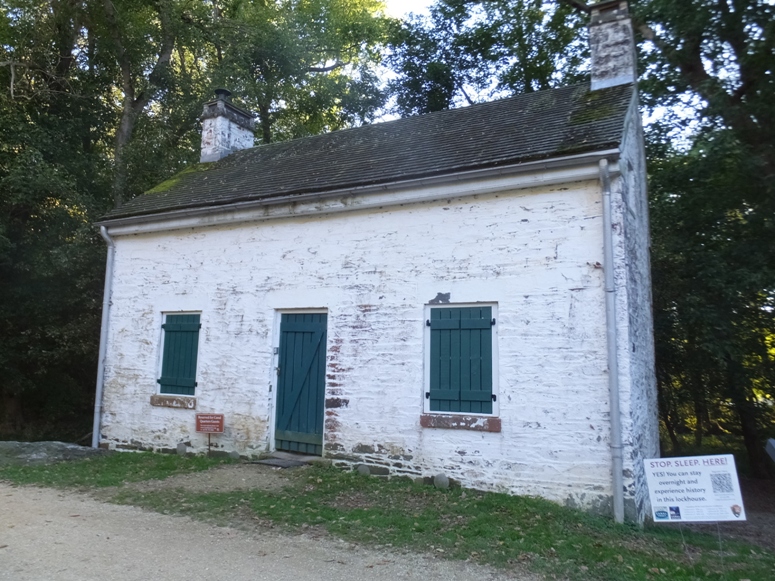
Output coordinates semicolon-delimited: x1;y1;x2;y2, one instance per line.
0;390;24;437
258;101;272;144
111;104;139;207
735;397;771;479
658;386;681;453
103;0;176;206
726;359;771;479
691;371;705;449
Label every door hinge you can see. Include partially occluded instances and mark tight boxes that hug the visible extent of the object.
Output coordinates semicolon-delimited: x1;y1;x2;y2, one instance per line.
425;391;430;399
491;394;497;402
491;318;496;326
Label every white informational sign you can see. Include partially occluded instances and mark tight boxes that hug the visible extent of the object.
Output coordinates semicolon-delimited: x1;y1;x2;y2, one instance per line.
644;454;746;523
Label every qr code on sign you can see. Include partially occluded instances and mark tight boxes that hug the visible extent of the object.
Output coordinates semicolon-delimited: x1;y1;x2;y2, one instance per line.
710;473;734;494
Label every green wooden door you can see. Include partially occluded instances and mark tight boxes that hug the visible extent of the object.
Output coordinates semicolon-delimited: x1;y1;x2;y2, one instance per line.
275;313;327;455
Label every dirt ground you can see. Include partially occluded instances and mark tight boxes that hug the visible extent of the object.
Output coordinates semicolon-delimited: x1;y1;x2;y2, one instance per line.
1;449;773;580
681;477;775;551
0;473;535;581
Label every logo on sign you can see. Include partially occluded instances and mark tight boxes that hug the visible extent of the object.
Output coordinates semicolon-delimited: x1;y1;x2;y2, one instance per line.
669;506;682;520
654;508;669;520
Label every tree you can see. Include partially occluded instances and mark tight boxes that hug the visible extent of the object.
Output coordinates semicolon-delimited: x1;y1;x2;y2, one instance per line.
211;0;389;143
634;0;775;183
628;0;775;475
386;0;588;115
94;0;179;205
648;130;774;476
0;0;112;436
0;0;389;440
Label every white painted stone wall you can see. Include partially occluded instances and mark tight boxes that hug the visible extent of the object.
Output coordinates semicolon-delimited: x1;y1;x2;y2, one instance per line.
100;173;652;513
589;3;637;91
200;115;254;163
617;92;660;521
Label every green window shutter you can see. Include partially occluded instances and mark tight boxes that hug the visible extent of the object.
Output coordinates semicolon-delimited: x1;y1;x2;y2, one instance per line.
158;314;201;396
429;306;493;414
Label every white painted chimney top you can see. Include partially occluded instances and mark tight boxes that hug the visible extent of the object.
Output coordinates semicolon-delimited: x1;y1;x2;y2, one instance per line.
200;89;255;163
589;1;637;90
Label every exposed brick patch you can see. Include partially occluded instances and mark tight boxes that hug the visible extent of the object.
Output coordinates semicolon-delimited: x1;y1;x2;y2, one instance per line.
325;397;349;409
420;414;501;432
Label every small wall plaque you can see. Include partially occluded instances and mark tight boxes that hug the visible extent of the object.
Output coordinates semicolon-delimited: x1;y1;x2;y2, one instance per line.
150;395;197;409
420;414;501;432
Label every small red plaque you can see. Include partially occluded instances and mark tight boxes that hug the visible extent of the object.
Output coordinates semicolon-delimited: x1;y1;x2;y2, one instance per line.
196;413;224;433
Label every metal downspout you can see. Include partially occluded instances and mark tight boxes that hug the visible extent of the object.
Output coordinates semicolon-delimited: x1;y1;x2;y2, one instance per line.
600;159;625;523
91;226;115;449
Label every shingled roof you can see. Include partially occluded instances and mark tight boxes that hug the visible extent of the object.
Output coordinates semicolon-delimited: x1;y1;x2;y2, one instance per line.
104;82;634;221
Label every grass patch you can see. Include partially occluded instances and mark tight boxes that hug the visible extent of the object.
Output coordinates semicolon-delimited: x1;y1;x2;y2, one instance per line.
110;465;774;581
3;456;772;580
0;451;229;488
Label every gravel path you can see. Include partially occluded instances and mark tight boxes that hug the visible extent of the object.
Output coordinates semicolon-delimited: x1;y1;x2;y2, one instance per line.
0;483;537;581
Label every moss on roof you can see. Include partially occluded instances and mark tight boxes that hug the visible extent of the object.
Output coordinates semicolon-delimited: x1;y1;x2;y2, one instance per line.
145;163;215;195
104;82;634;222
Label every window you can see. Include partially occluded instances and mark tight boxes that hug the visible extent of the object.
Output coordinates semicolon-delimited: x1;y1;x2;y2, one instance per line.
157;313;201;396
426;305;495;414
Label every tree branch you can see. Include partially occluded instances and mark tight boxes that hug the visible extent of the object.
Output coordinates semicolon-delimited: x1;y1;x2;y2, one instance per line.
0;61;28;99
456;82;476;107
307;61;347;73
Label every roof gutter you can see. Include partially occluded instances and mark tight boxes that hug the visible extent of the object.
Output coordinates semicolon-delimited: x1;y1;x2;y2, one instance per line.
97;148;621;236
91;226;115;449
600;158;625;523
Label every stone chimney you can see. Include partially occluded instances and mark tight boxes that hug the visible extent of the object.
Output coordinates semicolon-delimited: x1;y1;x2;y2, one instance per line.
589;1;637;90
200;89;255;163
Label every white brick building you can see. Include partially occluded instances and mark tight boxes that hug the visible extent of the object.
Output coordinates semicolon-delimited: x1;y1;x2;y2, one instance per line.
93;1;658;522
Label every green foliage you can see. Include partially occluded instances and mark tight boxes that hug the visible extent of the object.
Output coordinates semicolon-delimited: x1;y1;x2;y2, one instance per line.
0;451;230;487
634;0;775;166
635;0;775;476
108;465;775;581
0;0;389;439
213;0;389;143
648;128;775;476
386;0;588;115
0;7;113;437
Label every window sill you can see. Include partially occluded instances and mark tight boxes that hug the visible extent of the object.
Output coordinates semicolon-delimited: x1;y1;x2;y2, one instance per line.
420;414;501;432
150;395;197;409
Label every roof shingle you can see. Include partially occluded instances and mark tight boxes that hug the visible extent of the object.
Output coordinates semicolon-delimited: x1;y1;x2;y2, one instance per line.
104;83;633;221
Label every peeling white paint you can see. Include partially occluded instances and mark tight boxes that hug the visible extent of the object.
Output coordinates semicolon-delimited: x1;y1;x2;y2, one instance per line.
100;160;655;518
200;115;254;163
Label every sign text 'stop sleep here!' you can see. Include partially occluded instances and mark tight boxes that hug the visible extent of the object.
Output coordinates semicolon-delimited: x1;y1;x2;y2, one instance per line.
644;454;745;523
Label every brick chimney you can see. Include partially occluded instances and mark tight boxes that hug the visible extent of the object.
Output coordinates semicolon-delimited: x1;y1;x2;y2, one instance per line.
589;1;637;90
200;89;255;163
